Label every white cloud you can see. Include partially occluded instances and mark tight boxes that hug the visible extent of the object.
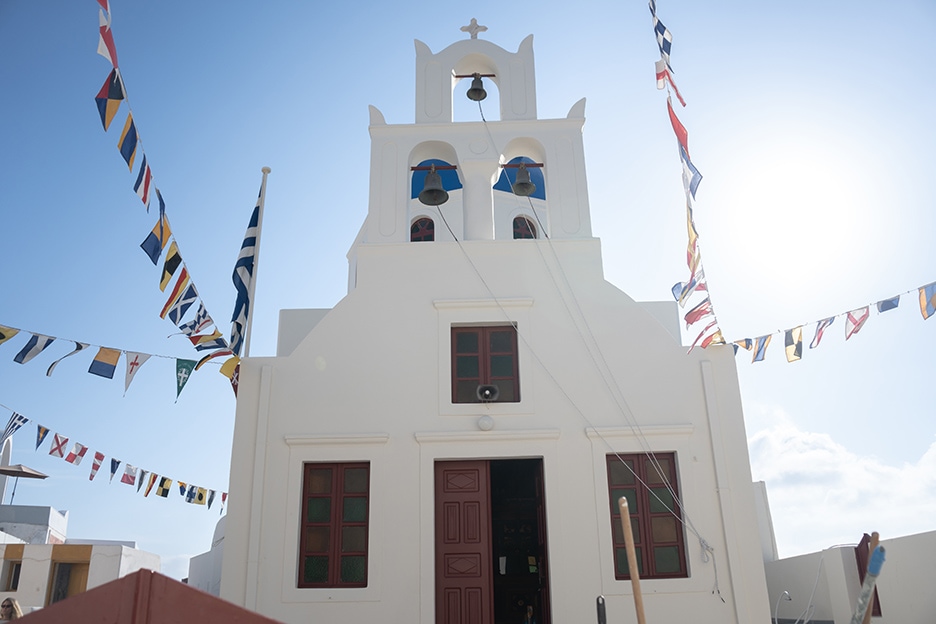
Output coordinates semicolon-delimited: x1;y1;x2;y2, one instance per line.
748;423;936;558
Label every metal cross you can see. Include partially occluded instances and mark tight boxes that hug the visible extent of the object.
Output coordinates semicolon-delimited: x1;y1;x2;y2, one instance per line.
460;18;487;39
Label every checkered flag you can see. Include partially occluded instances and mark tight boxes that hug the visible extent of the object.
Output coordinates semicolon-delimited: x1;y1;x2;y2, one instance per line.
0;412;29;448
649;0;674;70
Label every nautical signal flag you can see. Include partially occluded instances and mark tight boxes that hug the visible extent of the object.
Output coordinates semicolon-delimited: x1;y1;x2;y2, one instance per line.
188;329;228;352
36;425;49;450
784;326;803;363
178;303;212;336
121;464;138;486
140;213;172;265
89;451;104;481
117;113;139;170
678;145;702;201
46;342;89;377
88;347;121;379
648;0;674;70
166;284;198;326
160;242;182;292
683;297;712;328
94;68;124;131
137;470;149;493
195;349;232;371
732;338;753;355
655;59;685;106
49;433;69;458
810;317;835;349
845;307;869;340
920;282;936;320
96;9;118;68
109;458;121;483
195;487;208;505
14;334;55;365
160;268;190;319
0;326;20;347
64;442;88;465
876;296;900;313
752;335;771;362
144;473;159;497
133;155;154;209
156;476;172;498
667;96;689;158
176;359;196;400
124;352;150;394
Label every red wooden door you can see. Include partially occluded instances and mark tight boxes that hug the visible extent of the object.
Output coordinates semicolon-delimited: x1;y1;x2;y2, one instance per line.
435;461;493;624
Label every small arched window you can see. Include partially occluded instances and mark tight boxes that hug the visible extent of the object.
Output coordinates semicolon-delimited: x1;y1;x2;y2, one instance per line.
513;216;536;239
411;217;435;242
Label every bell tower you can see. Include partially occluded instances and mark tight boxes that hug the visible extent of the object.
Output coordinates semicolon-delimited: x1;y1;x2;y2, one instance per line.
352;21;594;290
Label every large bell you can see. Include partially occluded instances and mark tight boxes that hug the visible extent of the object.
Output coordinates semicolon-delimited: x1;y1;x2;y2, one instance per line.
511;164;536;197
466;73;487;102
418;165;449;206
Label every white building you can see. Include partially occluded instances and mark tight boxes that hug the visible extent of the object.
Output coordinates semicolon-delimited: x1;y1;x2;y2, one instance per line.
220;27;771;623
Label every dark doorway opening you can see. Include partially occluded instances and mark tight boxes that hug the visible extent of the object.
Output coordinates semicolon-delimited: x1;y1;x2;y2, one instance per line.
490;459;549;624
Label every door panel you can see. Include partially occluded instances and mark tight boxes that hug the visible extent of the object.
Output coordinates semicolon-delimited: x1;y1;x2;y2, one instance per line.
435;461;493;624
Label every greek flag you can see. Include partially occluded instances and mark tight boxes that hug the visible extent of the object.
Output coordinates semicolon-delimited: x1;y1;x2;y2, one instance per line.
0;412;28;448
230;195;261;357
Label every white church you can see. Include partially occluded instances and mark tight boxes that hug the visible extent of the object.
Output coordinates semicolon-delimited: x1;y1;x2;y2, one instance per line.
219;25;772;624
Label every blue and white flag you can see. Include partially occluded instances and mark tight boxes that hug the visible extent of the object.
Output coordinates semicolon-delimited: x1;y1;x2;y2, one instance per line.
648;0;674;70
678;145;702;200
0;412;28;448
167;284;198;326
13;334;55;365
230;195;261;357
178;303;213;336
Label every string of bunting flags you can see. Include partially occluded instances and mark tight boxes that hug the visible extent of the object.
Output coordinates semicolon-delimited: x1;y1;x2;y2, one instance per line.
92;0;243;393
0;321;225;400
0;407;227;514
648;2;935;362
732;281;936;364
648;0;725;352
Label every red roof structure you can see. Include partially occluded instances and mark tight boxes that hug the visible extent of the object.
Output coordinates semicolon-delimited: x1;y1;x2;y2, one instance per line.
20;569;282;624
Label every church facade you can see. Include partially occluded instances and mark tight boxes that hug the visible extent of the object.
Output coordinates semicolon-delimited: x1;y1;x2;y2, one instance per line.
220;27;771;624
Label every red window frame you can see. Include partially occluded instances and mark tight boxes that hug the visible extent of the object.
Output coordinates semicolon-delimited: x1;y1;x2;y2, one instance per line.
451;326;520;403
411;217;435;242
606;453;688;580
513;216;536;239
298;462;370;588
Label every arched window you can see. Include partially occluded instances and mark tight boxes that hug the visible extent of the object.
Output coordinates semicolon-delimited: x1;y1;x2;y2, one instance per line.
494;156;546;200
513;216;536;239
411;217;435;242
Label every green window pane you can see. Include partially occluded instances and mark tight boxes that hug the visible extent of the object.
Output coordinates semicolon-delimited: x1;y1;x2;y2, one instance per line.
492;379;516;402
455;332;479;353
645;457;671;485
654;546;681;574
304;526;330;552
649;487;674;513
343;497;367;522
307;469;332;494
651;516;677;543
307;497;331;523
608;460;635;486
303;556;328;584
456;381;479;403
489;330;513;352
615;546;642;577
456;355;479;377
344;468;368;493
340;556;366;583
342;526;366;552
490;354;513;377
611;488;637;514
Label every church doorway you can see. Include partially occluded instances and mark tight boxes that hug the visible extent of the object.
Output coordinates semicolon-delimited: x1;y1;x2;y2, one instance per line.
435;458;551;624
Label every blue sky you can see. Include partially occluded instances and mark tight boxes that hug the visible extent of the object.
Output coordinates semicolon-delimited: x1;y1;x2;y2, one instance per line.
0;1;933;580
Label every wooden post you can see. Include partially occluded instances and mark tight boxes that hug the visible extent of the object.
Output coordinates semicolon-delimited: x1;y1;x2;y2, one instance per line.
860;532;880;624
618;497;647;624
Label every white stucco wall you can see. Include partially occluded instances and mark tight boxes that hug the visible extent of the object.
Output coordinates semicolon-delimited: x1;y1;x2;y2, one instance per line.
767;531;936;624
220;237;771;623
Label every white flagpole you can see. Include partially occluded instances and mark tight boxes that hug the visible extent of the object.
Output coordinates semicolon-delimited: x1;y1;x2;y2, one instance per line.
243;166;270;358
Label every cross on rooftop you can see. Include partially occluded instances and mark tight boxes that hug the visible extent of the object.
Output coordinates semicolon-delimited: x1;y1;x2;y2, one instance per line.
460;18;487;39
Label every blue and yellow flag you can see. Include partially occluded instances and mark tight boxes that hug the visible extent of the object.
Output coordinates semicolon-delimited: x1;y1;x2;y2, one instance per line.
94;68;124;131
88;347;121;379
920;282;936;320
117;113;138;170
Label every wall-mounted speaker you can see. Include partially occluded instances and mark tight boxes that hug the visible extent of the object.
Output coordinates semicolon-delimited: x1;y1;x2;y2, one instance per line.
476;384;499;402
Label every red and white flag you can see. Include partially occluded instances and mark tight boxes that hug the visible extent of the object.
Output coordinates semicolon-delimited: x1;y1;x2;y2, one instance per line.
845;307;870;340
124;352;151;395
96;9;118;68
121;464;138;486
655;60;685;106
49;434;69;458
667;96;689;158
89;451;105;481
64;443;88;466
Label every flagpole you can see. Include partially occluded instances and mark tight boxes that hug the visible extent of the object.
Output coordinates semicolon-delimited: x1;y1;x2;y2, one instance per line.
243;166;270;358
